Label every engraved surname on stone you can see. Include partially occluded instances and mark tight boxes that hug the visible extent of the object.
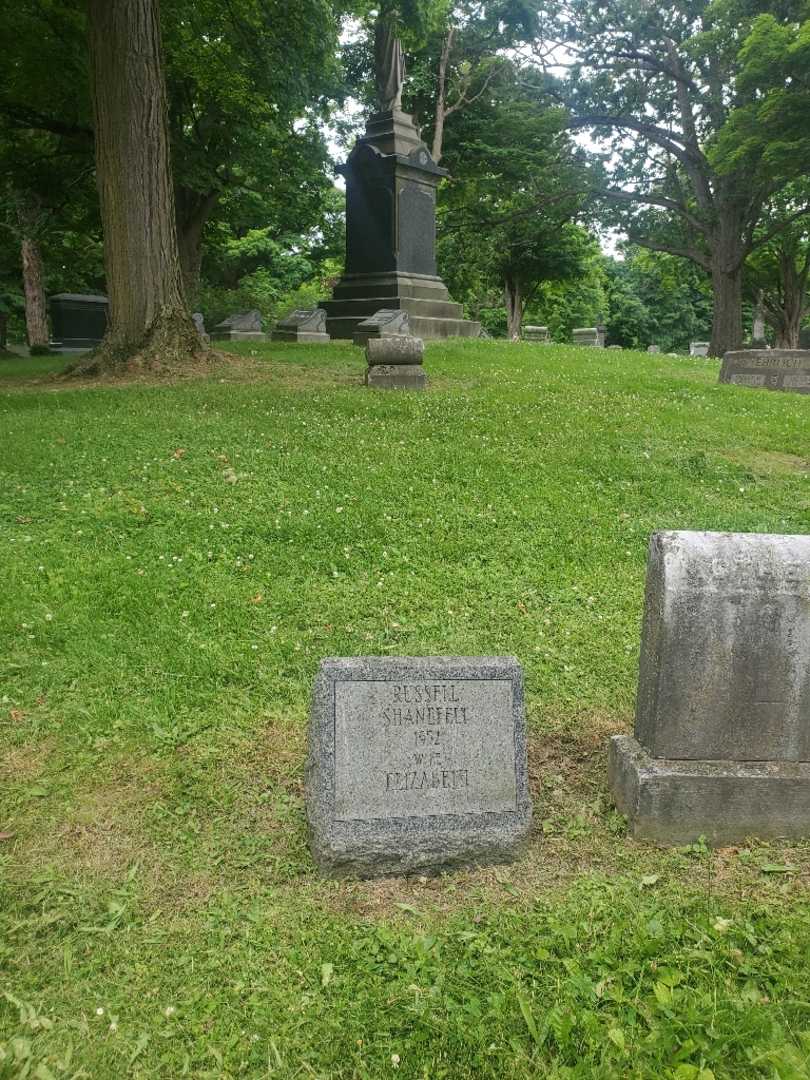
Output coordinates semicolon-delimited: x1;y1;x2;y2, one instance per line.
383;706;467;725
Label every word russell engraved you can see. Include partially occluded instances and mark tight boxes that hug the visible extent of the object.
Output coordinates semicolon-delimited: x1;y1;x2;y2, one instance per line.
306;657;531;877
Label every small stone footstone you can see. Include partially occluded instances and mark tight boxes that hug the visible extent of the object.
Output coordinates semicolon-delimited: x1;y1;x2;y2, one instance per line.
609;530;810;845
365;335;425;389
353;309;410;347
719;349;810;395
647;345;660;354
306;656;532;878
271;308;330;343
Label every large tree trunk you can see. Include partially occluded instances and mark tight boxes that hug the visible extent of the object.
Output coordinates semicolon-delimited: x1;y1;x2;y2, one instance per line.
770;244;809;349
85;0;201;370
504;276;522;341
175;187;219;305
20;235;49;349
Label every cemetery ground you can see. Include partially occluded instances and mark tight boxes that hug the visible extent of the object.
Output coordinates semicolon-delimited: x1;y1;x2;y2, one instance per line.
3;340;810;1080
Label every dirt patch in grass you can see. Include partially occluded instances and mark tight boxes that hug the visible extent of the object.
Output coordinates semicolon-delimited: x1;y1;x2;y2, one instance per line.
0;738;55;782
11;756;166;887
720;449;809;475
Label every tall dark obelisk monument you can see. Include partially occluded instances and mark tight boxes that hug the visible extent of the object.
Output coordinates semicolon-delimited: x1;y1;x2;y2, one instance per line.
320;17;480;340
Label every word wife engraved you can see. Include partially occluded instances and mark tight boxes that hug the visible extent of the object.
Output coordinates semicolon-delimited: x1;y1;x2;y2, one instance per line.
307;658;531;878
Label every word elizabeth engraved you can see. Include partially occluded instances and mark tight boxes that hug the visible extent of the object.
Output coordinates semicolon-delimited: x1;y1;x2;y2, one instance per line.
306;657;531;878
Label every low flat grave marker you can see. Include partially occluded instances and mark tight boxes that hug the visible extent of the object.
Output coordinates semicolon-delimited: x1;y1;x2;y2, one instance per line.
609;530;810;844
307;656;531;877
271;308;330;343
719;349;810;395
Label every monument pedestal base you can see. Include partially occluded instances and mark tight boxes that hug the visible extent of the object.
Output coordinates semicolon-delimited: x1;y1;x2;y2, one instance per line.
366;363;426;390
609;735;810;845
322;272;479;341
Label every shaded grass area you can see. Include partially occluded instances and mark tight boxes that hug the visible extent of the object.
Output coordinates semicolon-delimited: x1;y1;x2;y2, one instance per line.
2;340;810;1077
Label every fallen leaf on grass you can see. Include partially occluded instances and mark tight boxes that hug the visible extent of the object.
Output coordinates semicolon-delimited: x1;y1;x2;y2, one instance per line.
249;594;263;604
0;832;16;841
172;448;187;459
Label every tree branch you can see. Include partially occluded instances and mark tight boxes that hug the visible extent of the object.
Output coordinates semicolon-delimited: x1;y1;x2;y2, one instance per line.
630;234;711;270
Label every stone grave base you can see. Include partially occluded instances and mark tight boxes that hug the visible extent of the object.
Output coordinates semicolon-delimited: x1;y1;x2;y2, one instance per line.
271;331;330;343
366;364;426;390
609;735;810;845
213;330;266;342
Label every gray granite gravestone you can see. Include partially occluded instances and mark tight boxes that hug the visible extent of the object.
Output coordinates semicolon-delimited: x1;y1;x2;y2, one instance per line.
523;325;549;342
609;530;810;844
365;334;426;389
49;294;108;352
307;656;531;877
690;341;709;357
719;349;810;395
271;308;330;343
647;345;661;354
353;308;410;347
572;327;604;347
213;310;266;342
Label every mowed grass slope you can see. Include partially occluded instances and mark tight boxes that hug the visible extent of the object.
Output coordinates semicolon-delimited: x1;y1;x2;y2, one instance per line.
2;340;810;1078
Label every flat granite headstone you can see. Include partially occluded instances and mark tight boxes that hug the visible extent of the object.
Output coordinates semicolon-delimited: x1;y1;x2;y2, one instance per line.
353;309;410;347
307;656;531;877
271;308;330;343
690;341;709;357
213;310;266;341
572;327;604;348
609;530;810;844
719;349;810;395
523;325;549;342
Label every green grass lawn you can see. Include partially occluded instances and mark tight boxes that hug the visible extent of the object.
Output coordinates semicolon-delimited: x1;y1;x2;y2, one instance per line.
2;340;810;1079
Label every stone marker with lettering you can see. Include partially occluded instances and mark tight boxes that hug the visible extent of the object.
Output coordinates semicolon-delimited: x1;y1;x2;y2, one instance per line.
719;349;810;395
213;310;266;342
523;325;549;343
572;327;603;347
609;530;810;844
689;341;709;357
307;656;531;877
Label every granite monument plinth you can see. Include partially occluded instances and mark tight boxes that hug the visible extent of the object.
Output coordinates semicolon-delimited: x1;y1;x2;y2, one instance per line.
272;308;330;343
306;656;531;877
609;530;810;844
719;350;810;394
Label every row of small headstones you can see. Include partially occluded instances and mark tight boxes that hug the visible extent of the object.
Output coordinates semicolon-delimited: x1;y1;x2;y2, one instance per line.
306;529;810;879
524;325;711;355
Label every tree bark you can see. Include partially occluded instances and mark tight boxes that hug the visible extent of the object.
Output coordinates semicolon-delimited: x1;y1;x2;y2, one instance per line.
86;0;201;369
504;276;522;340
431;29;454;163
175;187;219;304
20;235;49;349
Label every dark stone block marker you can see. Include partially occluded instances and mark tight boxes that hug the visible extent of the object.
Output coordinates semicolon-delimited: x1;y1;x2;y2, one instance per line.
719;349;810;394
307;656;531;877
609;530;810;844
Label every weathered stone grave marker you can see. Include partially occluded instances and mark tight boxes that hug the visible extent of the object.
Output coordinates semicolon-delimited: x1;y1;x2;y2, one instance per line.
271;308;330;343
353;308;409;347
609;530;810;844
719;349;810;395
213;310;266;342
689;341;709;357
572;327;604;347
523;325;549;343
307;656;531;877
365;334;426;389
